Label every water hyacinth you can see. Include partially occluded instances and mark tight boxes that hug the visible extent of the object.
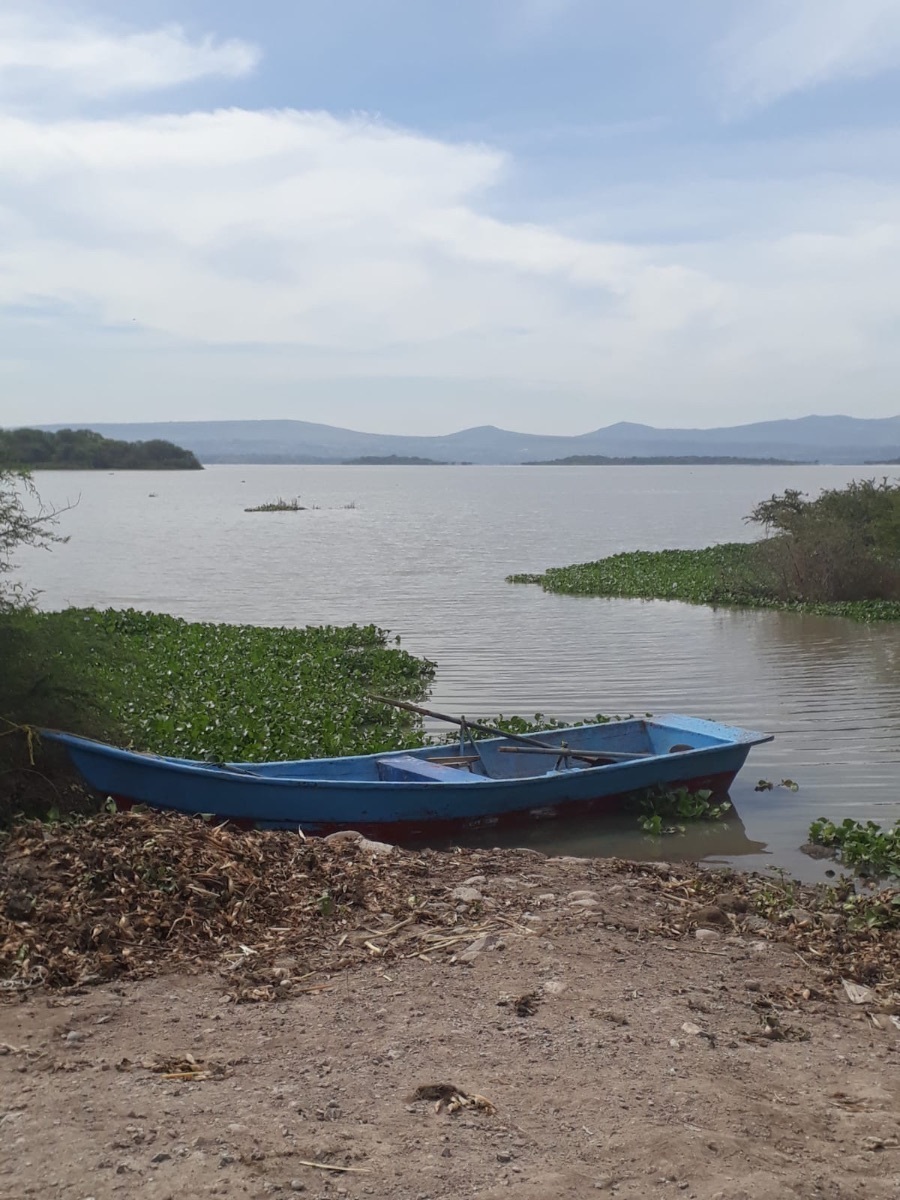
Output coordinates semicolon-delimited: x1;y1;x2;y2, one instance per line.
39;608;436;762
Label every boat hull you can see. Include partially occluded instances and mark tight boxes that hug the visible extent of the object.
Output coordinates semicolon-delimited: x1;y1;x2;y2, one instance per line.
41;715;772;836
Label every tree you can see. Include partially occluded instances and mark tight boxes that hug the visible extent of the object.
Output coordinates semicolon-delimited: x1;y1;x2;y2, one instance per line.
0;468;67;611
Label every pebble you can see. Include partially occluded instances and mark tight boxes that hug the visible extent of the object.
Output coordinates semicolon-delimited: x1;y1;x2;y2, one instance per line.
693;906;728;926
358;837;395;856
694;928;722;943
783;907;813;926
450;886;483;903
290;1180;306;1192
497;1151;512;1163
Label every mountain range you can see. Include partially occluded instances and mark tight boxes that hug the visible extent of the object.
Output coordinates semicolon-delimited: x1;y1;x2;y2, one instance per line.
35;414;900;465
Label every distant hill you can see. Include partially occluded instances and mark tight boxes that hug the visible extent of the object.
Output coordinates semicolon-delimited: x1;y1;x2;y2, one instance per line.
1;427;202;470
525;454;799;466
30;414;900;466
343;454;448;465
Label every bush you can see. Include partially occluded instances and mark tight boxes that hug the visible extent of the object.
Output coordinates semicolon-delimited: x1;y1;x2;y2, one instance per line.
746;479;900;604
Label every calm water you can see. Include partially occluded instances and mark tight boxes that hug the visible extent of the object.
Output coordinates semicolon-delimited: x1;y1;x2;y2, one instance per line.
22;464;900;879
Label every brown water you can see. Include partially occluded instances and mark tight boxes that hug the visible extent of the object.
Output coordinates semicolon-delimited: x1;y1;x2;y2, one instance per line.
22;463;900;879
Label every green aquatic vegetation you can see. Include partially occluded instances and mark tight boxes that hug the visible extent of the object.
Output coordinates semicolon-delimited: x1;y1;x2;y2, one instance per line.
808;817;900;879
508;544;759;604
637;785;732;836
37;608;436;763
244;496;310;512
508;543;900;622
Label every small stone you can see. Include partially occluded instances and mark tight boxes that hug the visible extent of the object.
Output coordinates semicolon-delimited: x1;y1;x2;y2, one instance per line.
151;1152;172;1165
694;928;722;943
461;875;486;887
358;837;395;856
783;907;813;926
451;886;483;903
694;906;728;926
542;980;567;996
567;890;599;902
290;1180;306;1192
497;1151;512;1163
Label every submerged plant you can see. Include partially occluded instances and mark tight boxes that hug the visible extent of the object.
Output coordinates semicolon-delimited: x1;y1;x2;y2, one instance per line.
637;785;731;835
808;817;900;879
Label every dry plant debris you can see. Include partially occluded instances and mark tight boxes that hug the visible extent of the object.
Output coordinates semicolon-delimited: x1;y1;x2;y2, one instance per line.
0;811;530;997
410;1083;497;1115
1;811;898;1007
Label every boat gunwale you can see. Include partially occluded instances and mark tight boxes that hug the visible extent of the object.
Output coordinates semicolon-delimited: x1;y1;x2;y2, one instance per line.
39;715;773;790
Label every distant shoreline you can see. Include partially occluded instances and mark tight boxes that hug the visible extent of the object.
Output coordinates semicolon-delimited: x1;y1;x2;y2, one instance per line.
523;454;801;466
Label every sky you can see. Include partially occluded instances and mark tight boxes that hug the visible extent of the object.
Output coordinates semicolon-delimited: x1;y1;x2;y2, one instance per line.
2;1;900;434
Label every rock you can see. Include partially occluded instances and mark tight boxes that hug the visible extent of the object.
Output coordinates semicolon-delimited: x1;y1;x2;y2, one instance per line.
569;898;599;909
456;933;502;965
450;886;483;903
862;1137;887;1151
542;980;567;996
567;890;599;902
290;1180;307;1192
64;1030;85;1045
742;915;773;934
461;875;486;887
783;907;813;926
324;830;362;846
694;928;722;943
357;837;396;857
800;842;835;860
497;1151;512;1163
694;906;729;926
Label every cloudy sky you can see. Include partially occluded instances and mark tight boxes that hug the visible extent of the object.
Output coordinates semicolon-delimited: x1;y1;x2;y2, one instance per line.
2;0;900;433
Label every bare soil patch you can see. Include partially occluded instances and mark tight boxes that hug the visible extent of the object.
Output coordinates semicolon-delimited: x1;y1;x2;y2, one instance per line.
1;814;898;1198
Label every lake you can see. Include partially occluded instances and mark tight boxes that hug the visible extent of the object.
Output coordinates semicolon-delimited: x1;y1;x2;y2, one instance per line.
22;463;900;879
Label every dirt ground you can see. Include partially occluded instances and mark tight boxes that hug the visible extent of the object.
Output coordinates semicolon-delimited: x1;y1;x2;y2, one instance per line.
2;849;898;1200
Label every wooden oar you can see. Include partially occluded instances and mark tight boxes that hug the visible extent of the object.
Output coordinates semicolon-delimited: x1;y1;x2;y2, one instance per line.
367;695;562;750
497;746;650;763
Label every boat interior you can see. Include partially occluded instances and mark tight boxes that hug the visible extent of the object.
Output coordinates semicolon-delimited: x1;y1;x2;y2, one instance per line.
238;718;729;784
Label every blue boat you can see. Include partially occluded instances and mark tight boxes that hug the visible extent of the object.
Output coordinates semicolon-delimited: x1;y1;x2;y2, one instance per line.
41;714;772;837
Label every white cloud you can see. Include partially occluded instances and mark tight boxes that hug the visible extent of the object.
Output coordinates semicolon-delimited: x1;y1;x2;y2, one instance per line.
0;8;259;101
717;0;900;111
1;7;899;429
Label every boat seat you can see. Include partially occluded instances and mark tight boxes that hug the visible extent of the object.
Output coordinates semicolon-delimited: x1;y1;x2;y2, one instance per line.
376;755;482;784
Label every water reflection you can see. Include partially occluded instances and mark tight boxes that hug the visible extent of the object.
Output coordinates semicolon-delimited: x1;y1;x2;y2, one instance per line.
406;806;769;864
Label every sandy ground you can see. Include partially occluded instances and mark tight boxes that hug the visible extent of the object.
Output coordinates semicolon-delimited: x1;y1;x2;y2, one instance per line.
2;852;898;1200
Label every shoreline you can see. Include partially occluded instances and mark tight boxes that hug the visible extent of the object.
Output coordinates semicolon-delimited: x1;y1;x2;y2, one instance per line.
2;820;898;1198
